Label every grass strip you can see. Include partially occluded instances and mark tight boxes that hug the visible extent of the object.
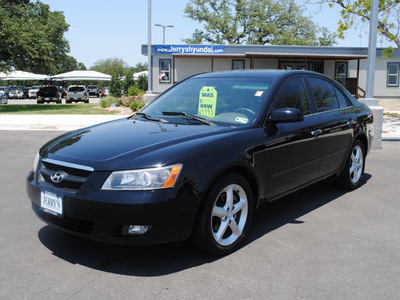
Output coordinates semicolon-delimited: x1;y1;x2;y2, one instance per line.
0;104;121;115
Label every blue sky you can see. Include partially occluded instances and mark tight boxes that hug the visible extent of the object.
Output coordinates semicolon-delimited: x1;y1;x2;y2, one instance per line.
40;0;380;68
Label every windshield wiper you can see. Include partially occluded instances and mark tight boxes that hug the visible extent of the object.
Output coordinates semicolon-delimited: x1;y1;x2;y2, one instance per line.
162;111;215;126
135;112;169;123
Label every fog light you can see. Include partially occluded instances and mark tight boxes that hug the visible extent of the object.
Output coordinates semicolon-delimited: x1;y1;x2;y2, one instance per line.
127;225;151;235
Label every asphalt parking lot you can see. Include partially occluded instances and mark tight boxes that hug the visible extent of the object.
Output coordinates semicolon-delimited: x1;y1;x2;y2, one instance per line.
6;96;101;105
1;130;399;299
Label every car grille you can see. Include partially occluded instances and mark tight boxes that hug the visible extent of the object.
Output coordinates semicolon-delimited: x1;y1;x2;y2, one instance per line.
38;159;93;193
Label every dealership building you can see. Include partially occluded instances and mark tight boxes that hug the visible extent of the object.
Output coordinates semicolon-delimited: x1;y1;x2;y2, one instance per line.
141;44;400;105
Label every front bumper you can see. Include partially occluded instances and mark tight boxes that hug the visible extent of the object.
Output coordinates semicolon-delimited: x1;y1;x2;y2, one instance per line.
26;171;198;245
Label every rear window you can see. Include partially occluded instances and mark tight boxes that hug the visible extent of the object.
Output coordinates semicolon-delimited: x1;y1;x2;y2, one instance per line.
68;86;85;92
39;87;58;92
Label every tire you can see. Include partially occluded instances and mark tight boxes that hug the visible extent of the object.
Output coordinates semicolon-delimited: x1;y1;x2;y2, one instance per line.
337;140;366;190
191;174;254;256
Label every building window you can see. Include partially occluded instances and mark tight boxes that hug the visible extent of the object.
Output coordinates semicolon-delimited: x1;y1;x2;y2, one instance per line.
159;59;171;83
387;63;399;87
232;60;245;70
335;62;348;77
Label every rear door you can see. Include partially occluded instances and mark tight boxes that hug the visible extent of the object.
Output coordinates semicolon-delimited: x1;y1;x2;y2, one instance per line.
305;76;355;177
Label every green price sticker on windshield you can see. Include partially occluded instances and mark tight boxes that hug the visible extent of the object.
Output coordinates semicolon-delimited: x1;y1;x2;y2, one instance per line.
198;86;217;117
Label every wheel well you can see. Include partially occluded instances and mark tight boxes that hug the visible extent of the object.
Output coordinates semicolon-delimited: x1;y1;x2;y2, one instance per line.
356;134;368;155
211;166;259;210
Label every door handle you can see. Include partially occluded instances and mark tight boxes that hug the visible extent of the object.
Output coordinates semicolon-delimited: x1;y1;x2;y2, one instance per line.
311;129;322;137
347;120;356;126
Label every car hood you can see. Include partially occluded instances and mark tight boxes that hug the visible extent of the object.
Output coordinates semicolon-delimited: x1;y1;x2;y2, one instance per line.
40;118;241;171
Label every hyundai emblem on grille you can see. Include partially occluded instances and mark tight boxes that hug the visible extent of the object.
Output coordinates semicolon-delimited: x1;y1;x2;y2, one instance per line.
51;171;64;183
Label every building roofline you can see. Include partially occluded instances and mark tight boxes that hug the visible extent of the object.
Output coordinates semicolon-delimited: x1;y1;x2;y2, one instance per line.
142;44;400;58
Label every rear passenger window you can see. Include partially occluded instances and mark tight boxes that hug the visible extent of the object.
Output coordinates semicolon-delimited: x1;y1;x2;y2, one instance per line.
274;77;311;115
334;86;350;108
308;77;339;112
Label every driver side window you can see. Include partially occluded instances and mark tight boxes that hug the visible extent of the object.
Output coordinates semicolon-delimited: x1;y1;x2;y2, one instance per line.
273;77;311;116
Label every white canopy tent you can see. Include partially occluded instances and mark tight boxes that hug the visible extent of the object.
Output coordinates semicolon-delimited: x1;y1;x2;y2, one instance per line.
133;71;148;80
49;70;111;81
0;70;48;81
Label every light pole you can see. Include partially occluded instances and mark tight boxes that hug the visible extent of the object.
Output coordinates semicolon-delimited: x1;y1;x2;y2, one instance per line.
155;24;174;44
146;0;153;96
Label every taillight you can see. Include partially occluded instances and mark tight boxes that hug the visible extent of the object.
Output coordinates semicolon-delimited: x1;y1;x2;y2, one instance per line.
56;91;59;97
84;92;87;96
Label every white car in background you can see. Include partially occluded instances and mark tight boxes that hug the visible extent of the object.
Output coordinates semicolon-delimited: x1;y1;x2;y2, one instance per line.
28;85;42;99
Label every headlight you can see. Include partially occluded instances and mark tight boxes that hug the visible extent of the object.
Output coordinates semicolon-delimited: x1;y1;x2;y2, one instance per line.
101;164;182;190
33;152;40;173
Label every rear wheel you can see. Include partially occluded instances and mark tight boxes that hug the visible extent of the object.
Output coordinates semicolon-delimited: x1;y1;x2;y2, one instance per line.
191;174;254;256
337;140;366;190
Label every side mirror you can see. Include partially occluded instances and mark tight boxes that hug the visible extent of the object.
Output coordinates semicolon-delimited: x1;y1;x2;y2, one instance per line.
269;108;304;123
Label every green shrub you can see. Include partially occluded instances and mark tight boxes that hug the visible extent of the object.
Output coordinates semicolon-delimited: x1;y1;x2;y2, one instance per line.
99;96;116;108
127;85;141;96
137;74;148;91
110;73;122;97
124;70;135;92
129;100;145;111
118;96;135;107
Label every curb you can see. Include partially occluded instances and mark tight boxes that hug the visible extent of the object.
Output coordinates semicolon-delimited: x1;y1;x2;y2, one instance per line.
0;115;127;131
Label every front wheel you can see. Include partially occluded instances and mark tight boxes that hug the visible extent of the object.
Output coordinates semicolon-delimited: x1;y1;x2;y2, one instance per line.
191;174;254;256
337;140;366;190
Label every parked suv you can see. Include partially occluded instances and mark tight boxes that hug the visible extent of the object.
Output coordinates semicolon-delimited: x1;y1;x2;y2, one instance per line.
86;85;99;97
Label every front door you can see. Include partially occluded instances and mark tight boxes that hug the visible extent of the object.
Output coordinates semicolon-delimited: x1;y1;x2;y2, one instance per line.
263;76;323;199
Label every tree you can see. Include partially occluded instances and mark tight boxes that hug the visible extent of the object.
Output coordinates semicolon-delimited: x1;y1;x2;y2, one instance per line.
131;62;148;73
183;0;336;46
318;0;400;50
137;74;148;91
123;70;135;92
110;73;122;97
58;56;87;73
91;58;130;76
0;0;71;73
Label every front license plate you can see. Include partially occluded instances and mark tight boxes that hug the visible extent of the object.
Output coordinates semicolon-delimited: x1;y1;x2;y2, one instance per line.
41;191;63;216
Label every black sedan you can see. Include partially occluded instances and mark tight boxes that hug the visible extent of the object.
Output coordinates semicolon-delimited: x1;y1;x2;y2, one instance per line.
27;70;373;255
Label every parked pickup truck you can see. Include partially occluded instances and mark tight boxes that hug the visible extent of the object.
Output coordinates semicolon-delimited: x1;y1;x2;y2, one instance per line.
65;85;89;103
36;86;62;104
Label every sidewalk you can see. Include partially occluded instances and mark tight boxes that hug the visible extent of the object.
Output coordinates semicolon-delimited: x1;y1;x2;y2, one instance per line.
0;114;399;138
0;114;126;131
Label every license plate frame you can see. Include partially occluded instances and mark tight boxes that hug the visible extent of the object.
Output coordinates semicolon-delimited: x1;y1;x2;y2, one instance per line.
40;191;63;216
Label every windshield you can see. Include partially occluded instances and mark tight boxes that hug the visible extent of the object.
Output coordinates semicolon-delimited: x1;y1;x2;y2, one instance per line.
141;77;272;126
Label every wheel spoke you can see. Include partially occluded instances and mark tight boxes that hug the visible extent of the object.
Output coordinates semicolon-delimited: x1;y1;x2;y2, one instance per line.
349;164;357;176
232;199;247;214
229;219;241;237
225;185;234;209
214;220;229;243
212;206;227;218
